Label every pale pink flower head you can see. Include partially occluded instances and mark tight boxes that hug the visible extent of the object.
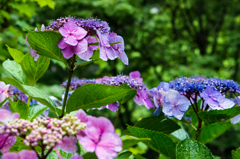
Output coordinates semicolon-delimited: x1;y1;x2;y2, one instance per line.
76;109;122;159
2;150;38;159
0;82;9;103
57;21;88;59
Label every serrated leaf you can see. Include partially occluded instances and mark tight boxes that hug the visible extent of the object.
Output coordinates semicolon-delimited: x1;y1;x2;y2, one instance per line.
27;31;69;69
176;138;213;159
0;98;8;107
115;151;132;159
8;99;29;119
199;121;231;144
3;60;28;85
74;58;98;69
122;116;180;136
6;45;24;63
232;147;240;159
133;155;146;159
29;105;48;121
127;126;176;159
66;84;136;113
198;106;240;124
122;138;149;150
2;77;56;114
21;53;50;86
118;84;137;105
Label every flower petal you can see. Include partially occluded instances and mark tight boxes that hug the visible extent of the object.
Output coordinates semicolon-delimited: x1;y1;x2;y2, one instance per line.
76;109;88;123
129;71;141;78
62;46;75;59
70;154;83;159
19;150;38;159
172;107;184;120
64;36;78;46
78;136;96;152
64;21;78;32
2;152;19;159
59;27;69;37
74;27;88;40
59;136;78;153
74;39;88;55
57;38;68;49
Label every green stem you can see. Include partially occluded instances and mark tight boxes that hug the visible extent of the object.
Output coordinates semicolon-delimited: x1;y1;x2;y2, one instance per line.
59;55;76;118
196;118;202;141
27;96;31;107
114;104;122;128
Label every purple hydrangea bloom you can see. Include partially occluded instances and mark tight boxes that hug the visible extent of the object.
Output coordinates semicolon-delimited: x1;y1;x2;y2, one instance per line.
231;96;240;124
76;109;122;159
78;36;98;60
201;86;235;110
2;150;38;159
162;90;190;120
57;21;88;59
0;82;9;103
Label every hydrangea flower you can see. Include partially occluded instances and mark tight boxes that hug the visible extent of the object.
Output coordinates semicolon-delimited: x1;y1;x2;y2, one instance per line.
2;150;38;159
57;21;88;59
231;96;240;124
201;86;235;110
46;17;128;65
0;82;9;103
162;90;190;120
76;109;122;159
0;109;20;153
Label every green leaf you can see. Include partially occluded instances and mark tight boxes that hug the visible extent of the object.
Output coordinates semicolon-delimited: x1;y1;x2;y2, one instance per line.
171;128;189;141
3;59;28;85
118;84;137;105
8;99;29;119
27;31;69;69
122;138;149;150
115;151;132;159
74;58;98;70
176;138;213;159
133;155;146;159
2;77;56;114
21;53;50;86
48;107;62;118
82;153;98;159
6;45;24;63
47;152;58;159
127;126;176;159
0;98;8;107
59;149;73;159
66;84;136;113
10;137;29;152
199;121;231;144
122;116;180;136
232;147;240;159
29;105;48;121
186;106;198;126
198;106;240;124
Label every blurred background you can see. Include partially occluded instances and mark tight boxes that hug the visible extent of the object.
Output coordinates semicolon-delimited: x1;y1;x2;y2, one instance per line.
1;0;240;158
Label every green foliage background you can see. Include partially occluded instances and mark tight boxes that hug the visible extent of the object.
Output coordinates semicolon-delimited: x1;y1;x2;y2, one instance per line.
1;0;240;158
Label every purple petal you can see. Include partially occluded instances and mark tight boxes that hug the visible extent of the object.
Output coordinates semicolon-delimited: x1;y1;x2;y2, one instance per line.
59;136;78;153
129;71;141;78
76;109;88;123
154;107;161;116
117;50;128;65
70;154;83;159
19;150;38;159
64;21;78;32
0;109;13;123
62;46;75;59
97;31;110;47
164;90;180;105
84;126;101;143
0;135;16;153
231;114;240;124
74;27;88;40
78;47;94;61
95;117;115;134
99;46;108;61
157;82;170;92
107;102;118;112
41;24;45;31
177;96;190;112
2;152;19;159
64;36;78;46
219;97;235;109
143;98;154;109
172;107;185;120
162;103;174;116
59;27;69;37
78;136;96;152
57;38;68;49
74;39;88;55
96;133;122;159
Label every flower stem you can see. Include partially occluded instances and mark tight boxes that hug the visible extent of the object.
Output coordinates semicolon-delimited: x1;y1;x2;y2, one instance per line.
114;104;122;128
60;54;76;118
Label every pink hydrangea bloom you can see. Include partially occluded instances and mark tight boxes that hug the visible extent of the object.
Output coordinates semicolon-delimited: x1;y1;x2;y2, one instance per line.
0;109;20;153
2;150;38;159
76;109;122;159
58;136;78;153
0;82;9;103
78;36;98;61
57;21;88;59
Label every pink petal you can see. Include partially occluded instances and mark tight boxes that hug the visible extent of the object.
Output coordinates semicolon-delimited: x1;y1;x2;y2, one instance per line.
74;39;88;55
84;126;101;143
64;21;78;32
107;102;118;112
0;109;13;123
99;46;108;61
95;117;115;134
62;46;75;59
10;113;20;121
78;136;96;152
70;154;83;159
129;71;141;78
59;27;69;37
97;31;110;47
0;135;16;153
105;47;116;60
74;27;88;40
19;150;38;159
2;152;19;159
59;136;78;153
57;38;68;49
77;48;94;60
64;36;78;46
76;109;88;123
41;24;45;31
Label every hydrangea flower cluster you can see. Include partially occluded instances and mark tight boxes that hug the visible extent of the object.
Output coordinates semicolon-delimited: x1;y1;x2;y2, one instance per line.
61;71;154;111
149;76;240;121
0;109;86;158
34;17;128;65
